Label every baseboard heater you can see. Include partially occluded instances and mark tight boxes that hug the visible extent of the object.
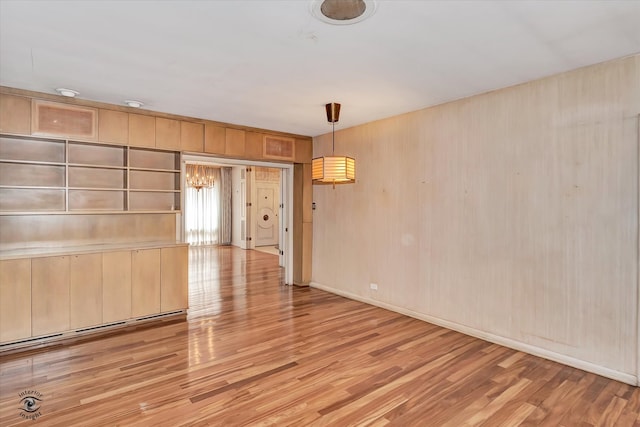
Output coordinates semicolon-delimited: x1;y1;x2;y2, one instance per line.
0;310;186;354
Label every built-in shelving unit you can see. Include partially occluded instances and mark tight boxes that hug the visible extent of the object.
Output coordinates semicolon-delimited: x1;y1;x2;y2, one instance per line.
0;134;181;214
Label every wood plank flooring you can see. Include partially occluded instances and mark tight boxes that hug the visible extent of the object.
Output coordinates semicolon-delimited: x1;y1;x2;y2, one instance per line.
1;245;639;426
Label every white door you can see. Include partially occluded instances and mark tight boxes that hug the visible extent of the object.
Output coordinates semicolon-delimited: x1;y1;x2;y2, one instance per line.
255;182;279;247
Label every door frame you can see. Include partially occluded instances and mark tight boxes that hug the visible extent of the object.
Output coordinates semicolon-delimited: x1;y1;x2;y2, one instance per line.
181;154;294;286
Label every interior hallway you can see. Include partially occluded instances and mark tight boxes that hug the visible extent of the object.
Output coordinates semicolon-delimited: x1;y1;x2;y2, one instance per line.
0;246;638;425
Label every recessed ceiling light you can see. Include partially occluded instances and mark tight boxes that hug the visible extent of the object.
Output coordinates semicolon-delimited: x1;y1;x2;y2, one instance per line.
124;100;144;108
311;0;376;25
55;88;79;97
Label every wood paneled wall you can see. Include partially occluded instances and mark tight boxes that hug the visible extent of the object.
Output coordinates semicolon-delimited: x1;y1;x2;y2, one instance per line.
0;213;176;250
311;54;640;384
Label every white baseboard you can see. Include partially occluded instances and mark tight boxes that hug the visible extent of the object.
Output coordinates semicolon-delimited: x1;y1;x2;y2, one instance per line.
310;281;637;386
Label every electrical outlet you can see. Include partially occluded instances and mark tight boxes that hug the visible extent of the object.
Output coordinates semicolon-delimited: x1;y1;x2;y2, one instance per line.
370;283;378;291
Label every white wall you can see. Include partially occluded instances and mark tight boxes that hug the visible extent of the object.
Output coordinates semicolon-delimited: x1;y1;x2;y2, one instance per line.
311;55;640;384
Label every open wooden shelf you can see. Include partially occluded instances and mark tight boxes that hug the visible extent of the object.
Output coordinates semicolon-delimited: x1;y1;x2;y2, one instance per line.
0;134;181;214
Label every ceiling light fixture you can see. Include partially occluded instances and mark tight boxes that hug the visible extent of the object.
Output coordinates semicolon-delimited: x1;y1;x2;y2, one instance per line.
124;100;144;108
55;88;79;98
186;163;215;191
312;103;356;188
311;0;376;25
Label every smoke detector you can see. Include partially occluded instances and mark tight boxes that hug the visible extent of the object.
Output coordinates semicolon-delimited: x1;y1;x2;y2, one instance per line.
311;0;376;25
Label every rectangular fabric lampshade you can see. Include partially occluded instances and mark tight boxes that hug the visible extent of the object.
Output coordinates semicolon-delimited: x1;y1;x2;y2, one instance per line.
312;155;356;184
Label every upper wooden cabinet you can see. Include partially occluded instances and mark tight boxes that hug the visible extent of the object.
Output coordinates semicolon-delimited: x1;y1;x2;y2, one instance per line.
0;93;31;134
32;100;97;140
204;123;225;154
295;138;312;164
156;118;180;150
180;121;204;152
225;128;246;157
98;109;128;145
245;131;263;160
128;113;155;148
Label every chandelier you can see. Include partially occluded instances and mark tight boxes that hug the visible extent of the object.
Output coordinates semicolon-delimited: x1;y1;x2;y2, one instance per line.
312;102;356;188
185;164;215;191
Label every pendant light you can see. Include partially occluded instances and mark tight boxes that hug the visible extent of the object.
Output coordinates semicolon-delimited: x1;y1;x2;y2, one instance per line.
312;102;356;188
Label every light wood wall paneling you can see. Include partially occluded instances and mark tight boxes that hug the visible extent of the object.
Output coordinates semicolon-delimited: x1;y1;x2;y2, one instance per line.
70;253;102;328
312;54;640;378
128;113;156;148
160;246;188;312
31;256;70;336
204;123;225;154
225;128;246;157
180;121;204;152
155;118;180;150
0;214;176;251
103;250;132;323
131;248;160;317
0;258;31;341
0;93;31;134
98;109;128;145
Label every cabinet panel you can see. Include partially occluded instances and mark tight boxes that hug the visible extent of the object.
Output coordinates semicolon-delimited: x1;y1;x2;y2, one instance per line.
103;251;132;322
132;249;160;317
0;258;31;342
156;118;180;150
0;94;31;134
161;246;188;312
225;128;246;157
32;256;70;336
128;114;155;148
98;109;128;145
264;135;295;161
245;132;264;160
204;123;225;154
70;253;102;328
294;138;312;164
181;121;204;152
32;100;97;140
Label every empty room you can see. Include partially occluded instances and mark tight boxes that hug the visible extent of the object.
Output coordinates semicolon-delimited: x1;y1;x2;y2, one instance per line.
1;0;640;425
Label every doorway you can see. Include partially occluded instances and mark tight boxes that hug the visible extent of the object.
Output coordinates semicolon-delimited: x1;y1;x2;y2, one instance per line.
181;155;293;285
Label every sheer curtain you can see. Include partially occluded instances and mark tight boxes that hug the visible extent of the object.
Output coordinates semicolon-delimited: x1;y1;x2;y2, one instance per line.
185;166;222;245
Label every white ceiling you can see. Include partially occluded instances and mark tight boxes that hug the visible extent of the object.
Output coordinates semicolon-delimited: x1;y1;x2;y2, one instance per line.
1;0;639;137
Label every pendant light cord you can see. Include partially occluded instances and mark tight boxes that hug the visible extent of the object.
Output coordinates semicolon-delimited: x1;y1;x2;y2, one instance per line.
332;121;335;155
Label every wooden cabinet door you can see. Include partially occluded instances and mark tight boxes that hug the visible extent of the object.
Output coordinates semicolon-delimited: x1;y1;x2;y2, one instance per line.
98;109;128;145
32;256;70;336
225;128;246;157
155;118;180;150
70;253;102;328
0;258;31;342
0;93;31;134
131;248;160;317
181;121;204;152
128;113;155;148
160;246;188;312
103;251;132;322
204;123;225;154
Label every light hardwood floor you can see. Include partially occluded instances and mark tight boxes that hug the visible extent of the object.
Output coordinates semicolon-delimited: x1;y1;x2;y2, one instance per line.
0;246;639;426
